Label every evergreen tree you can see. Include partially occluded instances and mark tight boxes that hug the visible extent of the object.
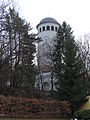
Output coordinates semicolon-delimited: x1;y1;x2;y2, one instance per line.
0;7;36;96
53;22;87;111
22;30;36;97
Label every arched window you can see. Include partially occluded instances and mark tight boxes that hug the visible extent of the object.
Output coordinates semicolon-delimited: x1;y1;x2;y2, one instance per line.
43;26;45;31
55;27;57;31
51;26;54;31
40;28;41;32
47;26;50;30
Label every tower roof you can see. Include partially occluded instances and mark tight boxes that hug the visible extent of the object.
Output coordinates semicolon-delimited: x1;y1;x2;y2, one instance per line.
36;17;59;29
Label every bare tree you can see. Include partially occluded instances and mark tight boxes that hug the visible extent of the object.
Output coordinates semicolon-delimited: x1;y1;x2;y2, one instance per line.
77;34;90;94
43;41;55;91
36;38;55;92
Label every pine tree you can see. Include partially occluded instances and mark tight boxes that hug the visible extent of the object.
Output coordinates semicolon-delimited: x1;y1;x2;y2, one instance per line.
53;22;87;111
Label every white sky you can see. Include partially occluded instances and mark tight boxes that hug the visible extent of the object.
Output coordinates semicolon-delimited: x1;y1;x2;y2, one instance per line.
13;0;90;39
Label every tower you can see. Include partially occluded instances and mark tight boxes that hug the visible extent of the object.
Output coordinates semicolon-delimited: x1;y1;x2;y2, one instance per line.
36;17;59;42
35;17;59;91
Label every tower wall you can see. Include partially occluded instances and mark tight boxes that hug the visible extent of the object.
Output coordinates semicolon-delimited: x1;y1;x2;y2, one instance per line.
37;23;59;42
35;17;59;91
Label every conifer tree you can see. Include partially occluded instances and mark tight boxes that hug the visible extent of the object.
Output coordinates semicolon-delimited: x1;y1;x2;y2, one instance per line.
0;7;36;96
53;22;87;112
22;29;36;97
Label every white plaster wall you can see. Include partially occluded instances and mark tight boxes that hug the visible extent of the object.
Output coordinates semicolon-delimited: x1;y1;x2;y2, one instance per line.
37;23;59;42
37;22;59;67
35;20;59;91
35;72;56;91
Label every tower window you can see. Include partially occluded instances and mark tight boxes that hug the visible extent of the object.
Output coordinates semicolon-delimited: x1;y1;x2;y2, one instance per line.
51;26;54;31
43;26;45;31
47;26;50;30
55;27;57;31
40;28;41;32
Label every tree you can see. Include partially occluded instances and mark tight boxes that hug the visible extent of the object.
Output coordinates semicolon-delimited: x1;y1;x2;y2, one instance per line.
41;41;56;94
77;34;90;95
0;0;14;95
53;22;87;113
0;6;37;96
22;32;36;97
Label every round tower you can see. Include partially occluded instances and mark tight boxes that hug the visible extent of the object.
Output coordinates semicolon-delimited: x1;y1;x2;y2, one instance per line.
36;17;59;67
35;17;59;91
36;17;60;43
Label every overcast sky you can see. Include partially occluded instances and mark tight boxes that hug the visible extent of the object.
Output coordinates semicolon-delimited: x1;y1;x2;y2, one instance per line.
14;0;90;39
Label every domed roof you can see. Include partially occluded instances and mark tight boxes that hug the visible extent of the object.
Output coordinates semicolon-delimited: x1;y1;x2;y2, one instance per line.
36;17;59;28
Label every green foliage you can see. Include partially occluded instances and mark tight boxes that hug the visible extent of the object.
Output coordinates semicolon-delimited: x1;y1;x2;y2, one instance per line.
74;110;90;119
53;21;87;110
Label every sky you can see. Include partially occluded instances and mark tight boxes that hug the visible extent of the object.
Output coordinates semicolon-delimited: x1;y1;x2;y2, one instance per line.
11;0;90;39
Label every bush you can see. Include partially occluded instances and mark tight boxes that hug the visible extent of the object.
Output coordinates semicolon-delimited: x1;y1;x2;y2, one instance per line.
74;110;90;119
0;95;71;118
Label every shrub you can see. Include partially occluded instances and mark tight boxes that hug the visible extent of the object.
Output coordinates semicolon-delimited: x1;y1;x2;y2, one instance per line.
74;110;90;119
0;95;71;118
